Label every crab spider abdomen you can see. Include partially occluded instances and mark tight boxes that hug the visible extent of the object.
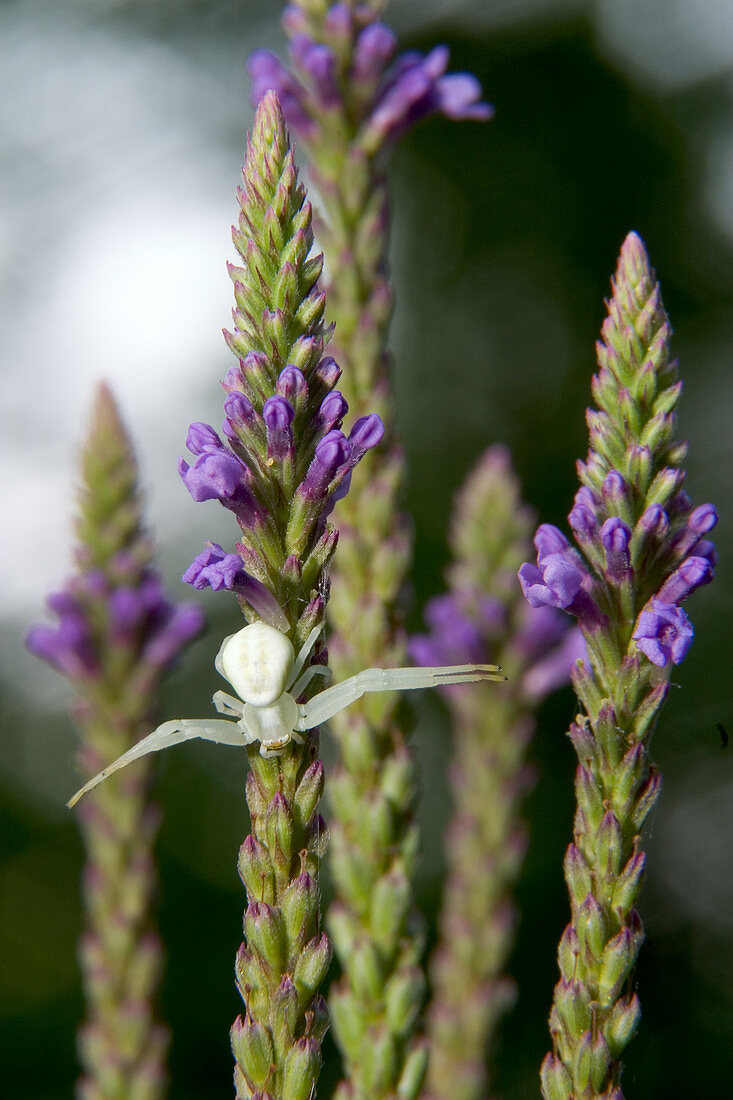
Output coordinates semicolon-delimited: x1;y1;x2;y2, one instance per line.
220;621;295;706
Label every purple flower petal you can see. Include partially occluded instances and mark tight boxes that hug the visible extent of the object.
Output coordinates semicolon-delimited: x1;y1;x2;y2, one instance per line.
518;556;584;610
290;35;340;106
522;626;586;701
568;486;599;539
534;524;570;563
224;392;256;430
301;430;351;500
263;395;295;459
277;366;308;401
366;45;492;147
183;543;246;591
436;73;494;120
352;23;398;84
423;593;487;664
689;503;718;536
347;414;384;464
143;604;205;668
601;517;632;580
317;391;348;432
247;50;315;137
186;422;224;456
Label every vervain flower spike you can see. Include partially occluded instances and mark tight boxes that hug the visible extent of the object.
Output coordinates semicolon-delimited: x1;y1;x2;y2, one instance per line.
411;445;582;1100
249;6;492;1097
26;382;205;1100
518;233;717;1099
66;93;501;1100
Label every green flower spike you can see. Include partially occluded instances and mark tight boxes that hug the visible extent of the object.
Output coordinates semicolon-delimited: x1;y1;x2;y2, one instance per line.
26;383;205;1099
411;446;581;1100
518;234;718;1099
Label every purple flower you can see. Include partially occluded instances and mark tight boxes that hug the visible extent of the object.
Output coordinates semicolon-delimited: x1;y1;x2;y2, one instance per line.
183;543;288;629
277;366;308;402
365;45;493;147
300;430;351;500
352;23;398;84
519;527;605;631
633;600;694;667
601;518;632;580
290;34;340;107
689;503;718;536
671;502;719;559
656;556;714;605
522;626;586;701
27;556;205;684
178;451;248;503
224;392;256;435
513;605;570;666
694;539;718;567
317;390;348;432
638;504;669;541
601;469;628;509
108;586;148;638
183;543;247;592
568;486;599;540
142;604;206;668
323;2;351;36
263;396;295;459
26;613;99;680
312;356;341;388
518;556;585;610
535;524;570;561
298;415;384;504
186;422;224;456
424;594;487;665
247;50;315;137
347;414;384;464
221;365;245;393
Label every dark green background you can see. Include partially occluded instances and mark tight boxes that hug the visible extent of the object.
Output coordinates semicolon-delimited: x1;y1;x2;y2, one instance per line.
2;2;731;1096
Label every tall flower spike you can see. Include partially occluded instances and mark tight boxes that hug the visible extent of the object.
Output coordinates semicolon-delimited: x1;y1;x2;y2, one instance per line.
25;383;205;1100
410;446;581;1100
248;8;492;1098
182;92;384;1100
517;233;717;1099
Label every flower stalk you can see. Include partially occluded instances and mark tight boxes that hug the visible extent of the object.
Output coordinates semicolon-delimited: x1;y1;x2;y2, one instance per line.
518;233;717;1099
26;383;205;1100
411;445;581;1100
248;7;491;1096
179;90;383;1098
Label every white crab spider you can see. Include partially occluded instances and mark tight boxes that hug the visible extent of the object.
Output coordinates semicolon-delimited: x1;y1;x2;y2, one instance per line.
67;621;503;807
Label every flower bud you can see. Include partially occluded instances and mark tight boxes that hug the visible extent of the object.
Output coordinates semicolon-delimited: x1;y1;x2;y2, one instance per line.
230;1014;274;1089
292;932;332;1003
281;1037;321;1100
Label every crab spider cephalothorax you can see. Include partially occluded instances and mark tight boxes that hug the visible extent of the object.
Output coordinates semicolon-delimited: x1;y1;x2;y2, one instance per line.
67;621;504;807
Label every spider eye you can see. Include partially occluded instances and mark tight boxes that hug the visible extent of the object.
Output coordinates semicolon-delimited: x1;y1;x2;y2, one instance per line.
220;622;295;706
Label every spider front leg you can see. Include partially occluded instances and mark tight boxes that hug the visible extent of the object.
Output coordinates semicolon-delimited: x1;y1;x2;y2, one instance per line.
287;623;326;691
297;663;504;731
67;717;250;807
213;690;245;718
290;663;331;700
